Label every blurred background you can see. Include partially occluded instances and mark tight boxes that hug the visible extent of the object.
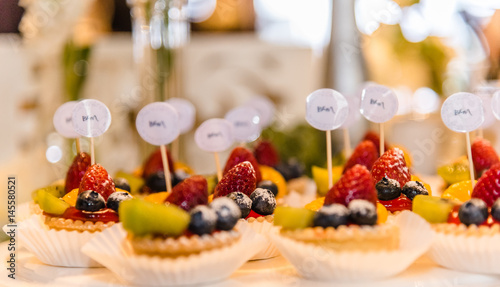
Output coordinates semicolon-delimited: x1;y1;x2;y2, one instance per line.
1;0;500;230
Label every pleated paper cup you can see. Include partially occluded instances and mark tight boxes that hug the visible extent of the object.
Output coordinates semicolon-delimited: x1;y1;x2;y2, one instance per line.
245;216;281;260
15;214;103;267
82;221;266;286
428;226;500;274
270;211;434;282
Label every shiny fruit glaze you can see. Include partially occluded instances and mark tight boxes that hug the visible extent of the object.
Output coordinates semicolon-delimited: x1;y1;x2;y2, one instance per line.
44;207;119;223
378;195;412;213
245;210;265;219
447;205;500;226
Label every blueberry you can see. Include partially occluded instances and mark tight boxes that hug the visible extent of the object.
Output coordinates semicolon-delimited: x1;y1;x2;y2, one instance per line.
188;205;217;235
145;171;175;192
75;190;105;212
348;200;377;225
376;177;401;201
275;158;304;181
402;181;428;201
114;177;131;192
106;192;133;212
458;198;488;226
227;192;252;218
250;188;277;216
492;199;500;222
313;204;349;228
210;197;241;230
257;180;279;197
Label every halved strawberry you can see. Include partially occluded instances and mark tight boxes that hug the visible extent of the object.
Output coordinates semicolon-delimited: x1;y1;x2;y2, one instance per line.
363;131;390;156
214;161;256;198
166;175;208;211
371;148;411;188
142;148;175;179
254;140;280;167
223;147;262;182
65;152;92;194
471;163;500;207
471;137;500;176
343;140;378;173
79;164;115;200
324;164;377;206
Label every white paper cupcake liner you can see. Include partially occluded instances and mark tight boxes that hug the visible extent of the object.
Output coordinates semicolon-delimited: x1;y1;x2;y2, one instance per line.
245;217;281;260
270;210;435;282
14;214;103;267
81;221;267;286
428;228;500;274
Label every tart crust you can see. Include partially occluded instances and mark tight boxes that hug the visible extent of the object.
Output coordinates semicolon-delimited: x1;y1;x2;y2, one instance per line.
280;224;399;252
246;215;273;224
129;229;241;257
43;215;116;233
433;223;500;236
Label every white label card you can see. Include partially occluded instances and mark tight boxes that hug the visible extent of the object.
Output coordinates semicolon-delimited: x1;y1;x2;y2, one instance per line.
72;99;111;138
474;87;498;128
441;92;484;133
136;102;180;146
491;90;500;121
225;106;261;143
245;96;275;128
360;84;398;123
166;97;196;134
306;89;348;131
195;118;234;152
53;101;80;138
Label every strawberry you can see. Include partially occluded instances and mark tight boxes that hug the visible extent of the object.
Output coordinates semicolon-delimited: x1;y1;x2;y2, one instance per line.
214;161;256;198
65;152;92;194
471;163;500;207
343;140;378;173
223;147;262;182
324;164;377;206
166;175;208;211
371;148;411;188
142;148;174;179
79;164;116;200
253;140;280;167
363;131;390;156
471;137;500;176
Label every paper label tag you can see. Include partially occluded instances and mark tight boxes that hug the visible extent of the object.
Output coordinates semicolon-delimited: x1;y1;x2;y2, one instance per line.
195;118;234;152
306;89;349;131
225;106;261;143
245;96;275;128
53;101;80;138
136;102;180;146
360;84;398;123
166;98;196;134
491;90;500;121
474;87;498;128
340;93;361;129
72;99;111;137
441;92;484;133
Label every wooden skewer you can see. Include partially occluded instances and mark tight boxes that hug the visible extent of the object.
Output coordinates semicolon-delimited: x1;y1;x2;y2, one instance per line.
326;130;333;189
466;132;475;189
214;152;222;182
160;144;173;193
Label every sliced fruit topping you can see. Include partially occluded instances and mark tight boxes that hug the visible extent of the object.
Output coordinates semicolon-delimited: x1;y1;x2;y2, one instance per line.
348;199;377;225
471;163;500;207
441;180;475;203
188;205;217;235
253;140;280;167
223;147;262;182
62;188;79;206
107;191;133;212
75;190;106;212
166;175;208;211
458;198;488;226
305;197;325;211
313;204;349;228
227;192;252;218
120;199;189;237
324;164;377;206
378;195;412;213
79;164;115;201
376;203;388;224
311;165;342;196
375;177;401;201
491;199;500;222
343;140;378;173
412;195;456;223
362;131;389;156
37;189;70;215
65;152;92;194
210;197;241;231
401;181;428;200
114;177;131;192
250;188;277;216
33;185;65;203
257;180;278;197
214;161;256;198
144;191;170;204
274;158;304;181
115;171;144;194
471;137;500;176
274;206;315;229
371;148;411;188
437;156;471;185
142;148;174;180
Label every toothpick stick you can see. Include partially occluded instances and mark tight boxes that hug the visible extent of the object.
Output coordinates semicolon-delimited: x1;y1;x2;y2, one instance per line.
75;137;81;154
466;132;475;189
326;130;333;189
171;137;179;162
214;152;222;181
90;137;95;165
379;123;385;155
343;128;351;158
160;144;173;193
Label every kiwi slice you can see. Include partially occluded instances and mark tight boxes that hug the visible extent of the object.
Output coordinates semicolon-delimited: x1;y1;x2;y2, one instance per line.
274;206;315;229
413;195;455;223
32;185;65;204
115;171;145;195
37;189;70;215
119;199;190;237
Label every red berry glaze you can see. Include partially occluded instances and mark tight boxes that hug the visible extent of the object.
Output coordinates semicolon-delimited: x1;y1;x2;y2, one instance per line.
325;164;377;206
343;140;379;173
142;148;175;179
166;175;208;211
471;137;500;176
214;161;257;198
378;195;412;213
447;205;500;226
245;210;266;219
371;148;411;188
471;163;500;207
44;207;119;223
65;152;92;194
223;147;262;183
254;140;280;167
79;164;115;201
